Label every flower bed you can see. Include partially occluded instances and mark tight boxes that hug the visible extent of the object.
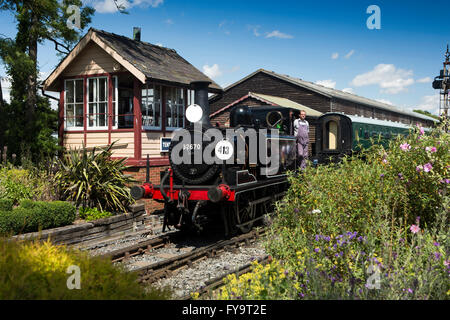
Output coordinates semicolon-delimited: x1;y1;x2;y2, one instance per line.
215;121;449;300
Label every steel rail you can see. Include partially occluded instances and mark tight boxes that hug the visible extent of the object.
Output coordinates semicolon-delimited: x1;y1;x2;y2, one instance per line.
135;228;266;284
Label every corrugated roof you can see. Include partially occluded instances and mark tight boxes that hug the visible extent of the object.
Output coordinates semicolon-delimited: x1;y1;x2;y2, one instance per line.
249;93;322;117
211;69;437;122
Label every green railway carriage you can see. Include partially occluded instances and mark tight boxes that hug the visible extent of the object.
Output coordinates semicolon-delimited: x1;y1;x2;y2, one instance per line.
315;113;413;163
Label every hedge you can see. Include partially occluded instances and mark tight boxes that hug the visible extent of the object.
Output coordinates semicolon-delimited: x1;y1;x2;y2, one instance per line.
0;199;13;211
0;201;76;235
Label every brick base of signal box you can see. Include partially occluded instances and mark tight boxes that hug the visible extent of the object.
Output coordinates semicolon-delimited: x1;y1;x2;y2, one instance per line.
125;165;169;213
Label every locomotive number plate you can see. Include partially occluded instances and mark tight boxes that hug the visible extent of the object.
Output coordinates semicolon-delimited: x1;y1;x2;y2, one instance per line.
183;144;201;151
215;140;233;160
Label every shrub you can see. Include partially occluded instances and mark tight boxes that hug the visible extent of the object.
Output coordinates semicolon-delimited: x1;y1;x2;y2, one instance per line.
0;166;58;204
0;167;34;204
0;199;13;211
0;238;172;299
0;201;76;235
55;142;136;213
79;207;113;221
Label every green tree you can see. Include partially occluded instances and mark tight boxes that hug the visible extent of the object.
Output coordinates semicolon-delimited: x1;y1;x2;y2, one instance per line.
0;0;95;163
413;109;440;121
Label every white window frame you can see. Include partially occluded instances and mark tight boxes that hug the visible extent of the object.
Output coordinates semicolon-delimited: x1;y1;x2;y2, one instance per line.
142;83;162;130
166;87;185;131
111;76;118;130
64;79;84;131
87;76;109;130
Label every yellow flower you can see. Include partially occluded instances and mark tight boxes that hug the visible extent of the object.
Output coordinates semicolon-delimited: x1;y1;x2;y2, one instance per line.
190;292;200;300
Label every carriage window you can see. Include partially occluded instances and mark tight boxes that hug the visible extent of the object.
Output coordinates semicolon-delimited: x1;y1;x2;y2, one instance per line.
364;131;369;139
327;121;338;150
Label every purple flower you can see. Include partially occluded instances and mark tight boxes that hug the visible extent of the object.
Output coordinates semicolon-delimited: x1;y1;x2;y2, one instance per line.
433;242;440;247
416;165;423;172
423;163;433;172
440;179;450;184
398;173;404;180
400;143;411;151
314;248;320;253
417;125;425;135
294;208;299;213
434;252;442;260
410;224;420;234
380;174;385;178
408;288;414;294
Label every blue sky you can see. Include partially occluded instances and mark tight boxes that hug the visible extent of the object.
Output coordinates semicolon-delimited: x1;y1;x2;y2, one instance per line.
0;0;448;114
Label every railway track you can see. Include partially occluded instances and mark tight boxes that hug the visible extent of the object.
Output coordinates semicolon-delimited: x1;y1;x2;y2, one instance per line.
180;254;272;300
133;228;266;284
90;226;267;298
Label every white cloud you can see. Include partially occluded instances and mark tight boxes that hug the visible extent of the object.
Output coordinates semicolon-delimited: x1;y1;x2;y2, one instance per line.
315;79;336;89
230;66;240;73
92;0;163;14
342;87;354;94
414;94;440;114
265;30;293;39
375;99;393;105
344;49;355;59
416;77;431;83
247;25;261;37
351;64;415;94
165;18;173;25
202;64;222;79
331;52;339;60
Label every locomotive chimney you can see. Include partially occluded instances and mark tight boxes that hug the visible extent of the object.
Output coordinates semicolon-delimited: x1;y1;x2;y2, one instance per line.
191;80;212;127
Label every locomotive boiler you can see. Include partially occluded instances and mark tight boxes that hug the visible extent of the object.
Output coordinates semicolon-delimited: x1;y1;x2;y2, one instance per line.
131;81;295;235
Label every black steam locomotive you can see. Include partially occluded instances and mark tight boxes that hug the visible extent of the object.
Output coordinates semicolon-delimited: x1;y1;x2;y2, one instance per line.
131;81;296;235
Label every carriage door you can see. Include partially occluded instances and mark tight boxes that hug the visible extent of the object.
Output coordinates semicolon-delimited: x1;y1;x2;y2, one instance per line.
323;115;352;153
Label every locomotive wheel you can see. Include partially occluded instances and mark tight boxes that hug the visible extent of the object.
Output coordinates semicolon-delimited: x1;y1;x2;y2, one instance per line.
235;196;256;233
